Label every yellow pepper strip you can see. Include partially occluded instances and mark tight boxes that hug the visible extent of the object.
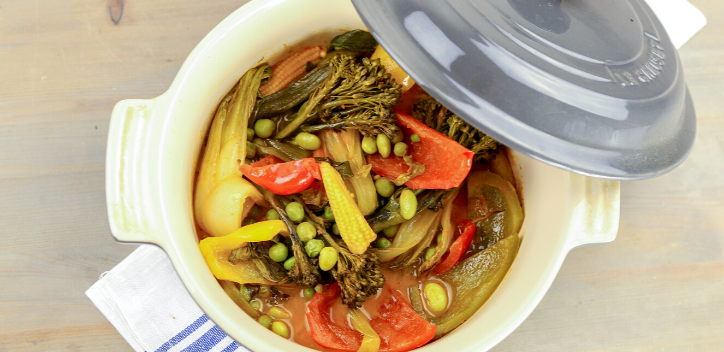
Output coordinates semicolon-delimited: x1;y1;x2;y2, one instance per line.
199;220;288;284
371;45;415;93
319;162;377;255
349;310;380;352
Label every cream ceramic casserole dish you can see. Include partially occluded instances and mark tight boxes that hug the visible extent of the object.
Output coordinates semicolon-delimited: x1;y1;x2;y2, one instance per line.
105;0;620;351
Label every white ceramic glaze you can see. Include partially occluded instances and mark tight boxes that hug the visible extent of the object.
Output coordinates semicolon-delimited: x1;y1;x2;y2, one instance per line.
105;0;620;351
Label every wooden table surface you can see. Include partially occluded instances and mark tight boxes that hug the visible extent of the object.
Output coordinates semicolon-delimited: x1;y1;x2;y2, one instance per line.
1;0;722;351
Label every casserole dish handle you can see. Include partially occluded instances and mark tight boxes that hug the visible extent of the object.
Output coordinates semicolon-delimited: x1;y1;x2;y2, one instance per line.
565;176;621;251
106;98;168;246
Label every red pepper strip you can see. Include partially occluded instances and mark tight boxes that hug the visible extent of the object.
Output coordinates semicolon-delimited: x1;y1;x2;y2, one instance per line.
370;290;437;352
432;220;476;275
306;283;437;352
239;157;321;195
307;284;364;351
368;112;474;189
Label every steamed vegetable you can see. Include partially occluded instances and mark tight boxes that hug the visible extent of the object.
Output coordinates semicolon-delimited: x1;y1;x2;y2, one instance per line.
276;54;402;139
467;171;523;252
195;64;271;236
260;46;326;97
349;309;381;352
322;130;378;215
371;45;415;93
198;220;288;285
319;161;377;255
432;220;475;275
306;283;436;351
368;112;474;189
239;157;321;195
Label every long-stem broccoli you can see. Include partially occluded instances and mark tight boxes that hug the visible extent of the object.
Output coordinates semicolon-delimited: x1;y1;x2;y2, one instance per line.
412;99;500;161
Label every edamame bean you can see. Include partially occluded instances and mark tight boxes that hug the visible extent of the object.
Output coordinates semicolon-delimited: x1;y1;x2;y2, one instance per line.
393;142;408;157
254;119;275;138
247;128;255;140
250;300;261;311
400;189;417;220
410;134;421;143
269;306;291;319
266;209;281;221
322;206;335;221
376;237;392;249
318;247;338;271
285;202;305;223
239;284;251;302
382;224;400;238
271;321;290;339
283;257;296;271
295;132;322;150
296;222;317;242
331;223;340;235
361;136;378;154
424;246;436;260
303;287;316;299
374;177;395;197
376;134;391;158
305;239;325;258
269;243;288;262
314;284;323;293
258;315;273;329
392;130;405;144
424;282;448;313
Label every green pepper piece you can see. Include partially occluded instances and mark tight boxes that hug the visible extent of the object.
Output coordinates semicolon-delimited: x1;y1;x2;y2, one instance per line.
432;234;520;339
467;171;523;251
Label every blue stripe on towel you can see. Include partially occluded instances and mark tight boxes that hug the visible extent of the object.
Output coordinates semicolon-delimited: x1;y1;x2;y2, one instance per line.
154;315;209;352
180;325;226;352
220;341;240;352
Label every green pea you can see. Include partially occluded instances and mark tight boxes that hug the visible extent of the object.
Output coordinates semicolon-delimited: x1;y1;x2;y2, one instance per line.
295;132;322;150
283;256;296;271
242;218;256;226
322;206;335;221
239;284;251;302
318;247;338;271
258;315;273;329
410;134;421;143
424;246;436;260
258;285;271;298
250;300;261;311
361;136;378;154
382;224;400;238
305;239;325;258
247;128;255;141
332;223;340;235
269;243;288;262
246;141;256;158
374;177;395;197
296;222;316;242
254;119;275;138
314;284;323;293
266;209;281;221
376;237;392;249
393;142;408;157
391;130;405;144
285;202;305;223
424;282;448;313
303;287;316;299
271;321;290;339
376;134;391;158
269;306;291;319
400;189;417;220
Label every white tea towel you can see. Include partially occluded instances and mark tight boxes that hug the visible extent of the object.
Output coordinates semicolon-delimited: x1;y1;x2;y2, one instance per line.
87;1;705;351
86;245;249;352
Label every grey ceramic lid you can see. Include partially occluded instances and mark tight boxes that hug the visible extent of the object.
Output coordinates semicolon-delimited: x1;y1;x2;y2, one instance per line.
352;0;696;180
